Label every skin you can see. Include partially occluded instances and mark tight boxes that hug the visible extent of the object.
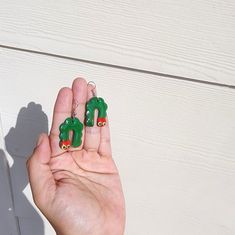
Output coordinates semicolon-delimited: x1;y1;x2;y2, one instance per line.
27;78;125;235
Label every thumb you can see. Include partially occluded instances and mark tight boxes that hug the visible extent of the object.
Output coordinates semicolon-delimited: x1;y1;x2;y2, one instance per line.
27;133;56;208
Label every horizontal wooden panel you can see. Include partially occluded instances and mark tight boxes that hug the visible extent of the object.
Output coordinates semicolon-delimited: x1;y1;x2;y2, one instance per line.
0;48;235;234
0;1;235;85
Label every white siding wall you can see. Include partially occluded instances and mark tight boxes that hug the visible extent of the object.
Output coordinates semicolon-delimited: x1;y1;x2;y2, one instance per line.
0;1;235;235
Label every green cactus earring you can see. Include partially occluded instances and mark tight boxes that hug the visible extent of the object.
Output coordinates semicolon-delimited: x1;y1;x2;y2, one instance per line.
59;100;83;150
85;82;108;127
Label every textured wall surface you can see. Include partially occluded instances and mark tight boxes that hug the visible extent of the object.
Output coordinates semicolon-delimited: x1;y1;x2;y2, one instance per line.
0;1;235;235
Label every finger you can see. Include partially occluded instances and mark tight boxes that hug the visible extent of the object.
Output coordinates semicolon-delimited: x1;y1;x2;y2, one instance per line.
27;134;56;209
50;87;73;156
84;84;101;152
70;78;87;150
98;116;112;157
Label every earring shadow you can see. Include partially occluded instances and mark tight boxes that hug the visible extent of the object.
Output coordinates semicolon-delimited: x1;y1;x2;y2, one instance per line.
5;102;48;235
0;149;20;235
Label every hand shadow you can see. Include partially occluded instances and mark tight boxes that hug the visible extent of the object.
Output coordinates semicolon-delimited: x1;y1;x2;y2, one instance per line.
5;102;48;235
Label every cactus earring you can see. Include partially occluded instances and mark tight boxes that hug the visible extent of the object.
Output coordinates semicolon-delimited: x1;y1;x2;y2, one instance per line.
59;100;83;150
85;82;108;127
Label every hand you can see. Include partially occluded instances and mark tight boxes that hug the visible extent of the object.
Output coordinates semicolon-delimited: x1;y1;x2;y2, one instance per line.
27;78;125;235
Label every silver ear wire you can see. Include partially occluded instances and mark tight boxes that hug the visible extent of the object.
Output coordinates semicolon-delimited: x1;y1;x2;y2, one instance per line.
72;98;79;118
88;81;97;97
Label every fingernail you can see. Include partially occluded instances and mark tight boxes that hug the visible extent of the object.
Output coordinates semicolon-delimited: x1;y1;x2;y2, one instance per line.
37;134;44;147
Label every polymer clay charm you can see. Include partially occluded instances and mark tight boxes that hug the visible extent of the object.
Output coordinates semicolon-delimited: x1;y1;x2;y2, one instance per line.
59;117;83;150
85;96;108;127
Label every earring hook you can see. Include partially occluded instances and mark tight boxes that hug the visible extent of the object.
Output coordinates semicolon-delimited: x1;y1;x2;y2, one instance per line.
72;98;79;118
88;81;97;97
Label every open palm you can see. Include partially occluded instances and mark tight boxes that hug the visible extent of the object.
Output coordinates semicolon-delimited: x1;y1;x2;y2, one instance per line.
27;78;125;235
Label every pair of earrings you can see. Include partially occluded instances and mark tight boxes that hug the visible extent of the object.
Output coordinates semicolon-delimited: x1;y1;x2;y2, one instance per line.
59;82;108;150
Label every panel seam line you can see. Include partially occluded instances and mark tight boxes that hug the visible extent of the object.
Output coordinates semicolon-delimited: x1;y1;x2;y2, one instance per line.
0;44;235;90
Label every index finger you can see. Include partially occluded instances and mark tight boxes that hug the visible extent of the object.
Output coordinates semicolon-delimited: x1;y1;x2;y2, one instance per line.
49;87;73;156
